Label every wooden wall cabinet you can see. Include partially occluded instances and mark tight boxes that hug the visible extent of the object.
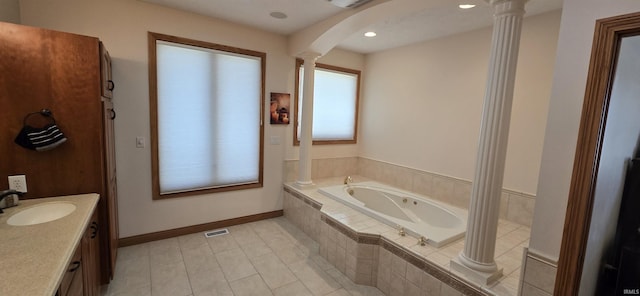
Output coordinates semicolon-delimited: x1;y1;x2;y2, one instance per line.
0;22;119;285
101;74;119;281
100;44;114;99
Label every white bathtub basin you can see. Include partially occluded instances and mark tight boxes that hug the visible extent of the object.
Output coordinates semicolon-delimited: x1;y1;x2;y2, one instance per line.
319;181;467;247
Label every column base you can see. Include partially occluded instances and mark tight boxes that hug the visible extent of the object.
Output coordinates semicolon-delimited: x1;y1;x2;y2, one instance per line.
293;180;316;190
451;255;503;286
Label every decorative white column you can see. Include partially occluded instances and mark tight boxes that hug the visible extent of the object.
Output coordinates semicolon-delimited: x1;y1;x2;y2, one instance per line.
295;51;321;189
451;0;527;286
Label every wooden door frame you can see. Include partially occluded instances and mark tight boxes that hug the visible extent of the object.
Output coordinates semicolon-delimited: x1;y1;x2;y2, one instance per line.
555;11;640;295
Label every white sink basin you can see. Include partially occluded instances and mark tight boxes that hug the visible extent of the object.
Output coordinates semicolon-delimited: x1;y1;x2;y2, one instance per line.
7;202;76;226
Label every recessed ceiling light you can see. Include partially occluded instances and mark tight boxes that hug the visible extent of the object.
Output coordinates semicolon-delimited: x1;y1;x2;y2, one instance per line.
270;11;287;19
458;4;476;9
364;31;377;37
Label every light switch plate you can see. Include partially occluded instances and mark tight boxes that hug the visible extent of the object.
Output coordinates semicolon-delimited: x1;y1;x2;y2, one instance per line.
136;136;146;148
270;136;281;145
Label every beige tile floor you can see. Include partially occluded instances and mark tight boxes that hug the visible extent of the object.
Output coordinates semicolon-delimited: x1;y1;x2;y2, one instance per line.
103;217;386;296
104;209;530;296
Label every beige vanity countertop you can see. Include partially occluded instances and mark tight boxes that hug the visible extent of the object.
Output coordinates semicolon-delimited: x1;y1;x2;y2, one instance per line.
0;193;99;296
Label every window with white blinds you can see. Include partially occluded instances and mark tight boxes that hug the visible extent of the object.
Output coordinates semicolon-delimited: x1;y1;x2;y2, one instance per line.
294;59;360;145
149;32;264;199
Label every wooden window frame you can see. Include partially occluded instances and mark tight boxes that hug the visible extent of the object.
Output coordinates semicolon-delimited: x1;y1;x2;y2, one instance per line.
148;32;265;200
293;58;361;146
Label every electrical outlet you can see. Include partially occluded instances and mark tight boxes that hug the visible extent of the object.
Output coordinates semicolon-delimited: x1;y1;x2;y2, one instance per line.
8;175;27;193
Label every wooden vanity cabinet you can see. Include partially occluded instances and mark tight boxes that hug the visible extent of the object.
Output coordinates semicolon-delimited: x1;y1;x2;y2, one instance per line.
0;22;119;286
82;210;100;296
57;245;82;296
66;268;84;296
56;209;100;296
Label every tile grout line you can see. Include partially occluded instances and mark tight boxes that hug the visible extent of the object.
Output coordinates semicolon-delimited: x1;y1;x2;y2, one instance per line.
177;239;197;296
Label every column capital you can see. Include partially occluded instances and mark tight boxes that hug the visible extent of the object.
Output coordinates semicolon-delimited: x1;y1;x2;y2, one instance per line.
488;0;527;16
487;0;528;5
299;51;321;62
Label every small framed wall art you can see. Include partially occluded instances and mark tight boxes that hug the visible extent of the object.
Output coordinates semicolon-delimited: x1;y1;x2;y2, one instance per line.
270;92;290;125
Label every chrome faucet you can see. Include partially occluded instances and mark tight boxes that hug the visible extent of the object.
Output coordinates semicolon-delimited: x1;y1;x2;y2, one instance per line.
0;189;24;214
344;176;353;185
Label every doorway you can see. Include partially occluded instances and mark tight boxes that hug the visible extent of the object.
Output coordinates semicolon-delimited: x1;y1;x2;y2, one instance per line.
555;11;640;295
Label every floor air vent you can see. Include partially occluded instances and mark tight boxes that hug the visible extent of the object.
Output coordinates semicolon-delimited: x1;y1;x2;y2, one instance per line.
204;228;229;238
327;0;373;8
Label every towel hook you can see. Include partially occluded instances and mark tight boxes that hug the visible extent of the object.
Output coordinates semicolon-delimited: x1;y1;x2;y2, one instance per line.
23;108;55;125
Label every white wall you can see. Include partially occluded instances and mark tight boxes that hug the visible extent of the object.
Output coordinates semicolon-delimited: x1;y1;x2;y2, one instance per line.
18;0;311;238
360;10;561;195
0;0;19;23
529;0;640;263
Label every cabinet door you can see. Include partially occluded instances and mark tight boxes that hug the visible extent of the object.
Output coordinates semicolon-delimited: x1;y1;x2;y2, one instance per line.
58;246;82;296
102;99;119;280
82;210;100;296
100;42;114;98
66;264;84;296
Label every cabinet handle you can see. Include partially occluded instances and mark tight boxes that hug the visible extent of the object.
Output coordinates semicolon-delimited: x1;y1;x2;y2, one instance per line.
68;261;81;273
107;80;115;91
110;109;116;120
91;222;98;238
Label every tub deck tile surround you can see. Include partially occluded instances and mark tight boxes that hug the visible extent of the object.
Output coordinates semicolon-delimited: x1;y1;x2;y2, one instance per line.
283;176;531;296
285;157;536;227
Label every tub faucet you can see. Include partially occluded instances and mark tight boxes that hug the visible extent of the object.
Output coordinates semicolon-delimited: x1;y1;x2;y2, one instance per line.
344;176;353;185
0;189;24;214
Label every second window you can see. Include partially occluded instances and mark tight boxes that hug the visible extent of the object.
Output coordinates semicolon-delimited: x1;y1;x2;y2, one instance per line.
294;59;360;145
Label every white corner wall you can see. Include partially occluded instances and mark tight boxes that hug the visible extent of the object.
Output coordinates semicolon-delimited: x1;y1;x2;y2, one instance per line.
18;0;296;238
360;10;561;195
529;0;640;262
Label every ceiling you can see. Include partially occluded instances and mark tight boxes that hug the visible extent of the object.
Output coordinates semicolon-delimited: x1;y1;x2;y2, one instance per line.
141;0;563;54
